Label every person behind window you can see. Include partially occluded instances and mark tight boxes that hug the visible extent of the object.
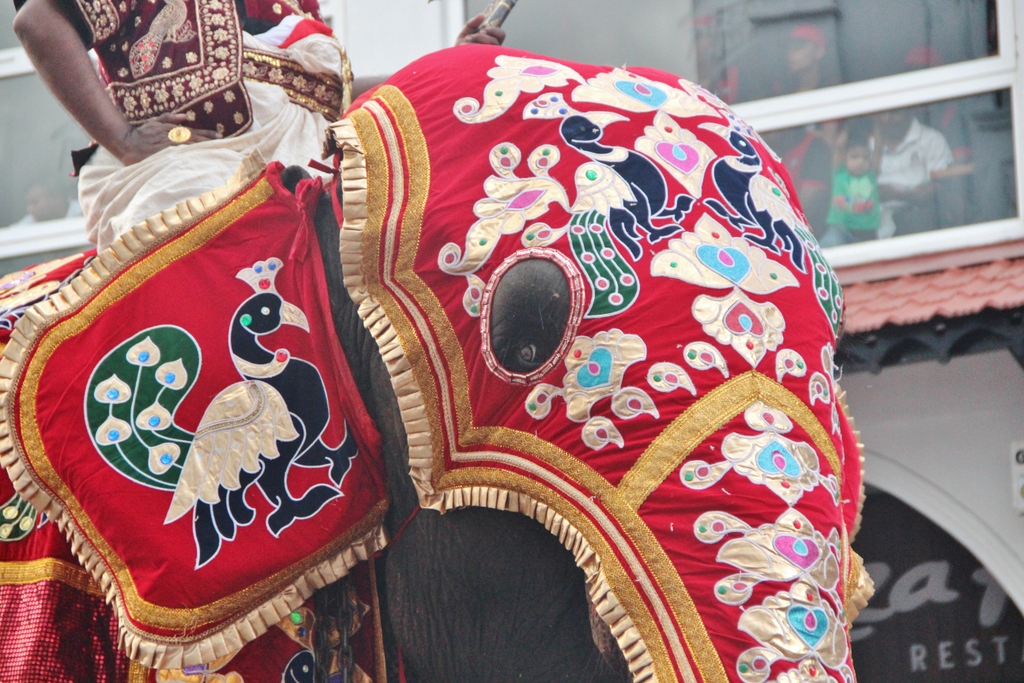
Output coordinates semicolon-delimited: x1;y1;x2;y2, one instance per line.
9;182;83;226
764;125;832;233
786;24;828;93
820;121;881;247
876;107;953;237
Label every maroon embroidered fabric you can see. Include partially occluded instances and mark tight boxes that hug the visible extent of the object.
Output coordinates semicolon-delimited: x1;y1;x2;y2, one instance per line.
0;581;129;683
62;0;322;136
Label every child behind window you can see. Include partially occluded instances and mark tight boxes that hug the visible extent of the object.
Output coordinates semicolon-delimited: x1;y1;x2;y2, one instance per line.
820;122;881;247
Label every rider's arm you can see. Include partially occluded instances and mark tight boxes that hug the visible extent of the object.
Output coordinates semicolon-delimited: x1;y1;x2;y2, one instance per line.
13;0;220;166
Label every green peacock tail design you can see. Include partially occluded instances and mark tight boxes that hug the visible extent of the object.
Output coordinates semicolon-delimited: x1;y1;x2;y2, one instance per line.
85;326;201;490
569;210;640;318
0;491;37;542
796;226;844;338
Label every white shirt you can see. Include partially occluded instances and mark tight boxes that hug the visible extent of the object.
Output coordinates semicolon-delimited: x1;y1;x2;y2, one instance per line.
878;118;954;190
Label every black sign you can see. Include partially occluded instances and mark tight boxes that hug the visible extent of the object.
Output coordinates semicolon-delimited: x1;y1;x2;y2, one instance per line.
851;491;1024;683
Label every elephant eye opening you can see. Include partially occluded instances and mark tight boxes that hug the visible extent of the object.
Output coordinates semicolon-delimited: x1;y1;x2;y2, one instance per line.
481;249;584;385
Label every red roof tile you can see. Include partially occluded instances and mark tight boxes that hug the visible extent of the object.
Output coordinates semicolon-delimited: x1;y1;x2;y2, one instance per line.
842;258;1024;334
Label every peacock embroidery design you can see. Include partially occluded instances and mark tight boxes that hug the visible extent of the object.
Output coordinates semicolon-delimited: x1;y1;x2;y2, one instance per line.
84;258;357;568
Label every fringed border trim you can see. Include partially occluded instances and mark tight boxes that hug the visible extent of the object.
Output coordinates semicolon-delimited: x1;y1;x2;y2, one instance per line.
0;150;389;670
836;387;866;543
327;118;658;683
836;386;873;623
329;117;439;508
844;549;874;624
436;486;655;683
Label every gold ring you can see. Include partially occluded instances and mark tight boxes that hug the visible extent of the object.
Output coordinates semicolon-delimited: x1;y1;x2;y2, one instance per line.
168;126;192;144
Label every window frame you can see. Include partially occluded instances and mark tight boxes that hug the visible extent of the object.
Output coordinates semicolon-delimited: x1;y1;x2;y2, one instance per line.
0;0;1020;273
0;45;90;259
724;0;1023;272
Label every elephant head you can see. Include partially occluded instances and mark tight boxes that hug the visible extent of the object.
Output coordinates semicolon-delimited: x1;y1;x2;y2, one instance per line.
0;47;869;683
309;46;871;683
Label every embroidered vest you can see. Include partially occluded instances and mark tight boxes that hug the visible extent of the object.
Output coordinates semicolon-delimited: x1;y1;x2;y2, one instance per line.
72;0;346;136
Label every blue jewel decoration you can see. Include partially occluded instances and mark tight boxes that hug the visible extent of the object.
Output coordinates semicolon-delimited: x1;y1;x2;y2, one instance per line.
255;265;263;273
108;430;120;441
138;351;150;362
148;416;160;427
165;373;176;384
160;454;173;466
106;389;119;400
614;80;668;108
576;348;614;389
755;440;802;477
695;245;752;285
268;262;277;270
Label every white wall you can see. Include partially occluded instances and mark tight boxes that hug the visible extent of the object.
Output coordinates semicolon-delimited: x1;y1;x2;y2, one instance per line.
842;350;1024;612
325;0;466;78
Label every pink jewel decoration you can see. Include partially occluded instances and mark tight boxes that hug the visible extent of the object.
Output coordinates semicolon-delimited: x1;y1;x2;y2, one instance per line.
773;535;820;570
521;65;558;76
258;279;271;290
275;351;288;363
507;189;544;210
655;141;701;175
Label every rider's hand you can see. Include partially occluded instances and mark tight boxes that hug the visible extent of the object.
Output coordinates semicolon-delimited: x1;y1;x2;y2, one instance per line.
115;112;222;166
456;13;506;46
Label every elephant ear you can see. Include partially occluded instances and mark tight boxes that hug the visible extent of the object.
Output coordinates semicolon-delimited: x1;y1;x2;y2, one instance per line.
0;161;388;670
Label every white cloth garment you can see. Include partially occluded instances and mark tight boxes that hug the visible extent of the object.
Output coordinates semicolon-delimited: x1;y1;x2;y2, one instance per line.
878;118;954;190
79;32;344;250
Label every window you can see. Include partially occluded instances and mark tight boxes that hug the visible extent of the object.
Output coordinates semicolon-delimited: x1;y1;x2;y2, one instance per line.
469;0;1024;270
0;1;90;274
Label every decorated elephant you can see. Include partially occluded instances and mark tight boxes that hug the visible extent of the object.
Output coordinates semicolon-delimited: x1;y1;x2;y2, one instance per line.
0;46;870;683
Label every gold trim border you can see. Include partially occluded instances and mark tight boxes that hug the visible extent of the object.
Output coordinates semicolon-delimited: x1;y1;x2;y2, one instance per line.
618;371;843;510
0;161;388;669
0;557;103;595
